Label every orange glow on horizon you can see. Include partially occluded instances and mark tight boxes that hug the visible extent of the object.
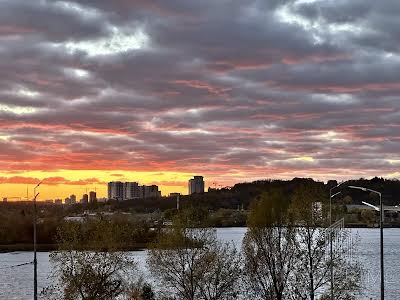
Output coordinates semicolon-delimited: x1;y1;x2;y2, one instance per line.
0;170;200;200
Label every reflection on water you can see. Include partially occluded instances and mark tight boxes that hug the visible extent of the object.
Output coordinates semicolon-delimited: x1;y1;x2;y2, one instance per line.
0;228;398;300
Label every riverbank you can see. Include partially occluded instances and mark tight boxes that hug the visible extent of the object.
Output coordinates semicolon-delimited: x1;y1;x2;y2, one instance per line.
0;242;149;252
3;223;400;252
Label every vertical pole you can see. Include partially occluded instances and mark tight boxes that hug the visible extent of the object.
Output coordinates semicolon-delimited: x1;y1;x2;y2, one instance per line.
176;194;180;210
33;190;38;300
330;189;333;300
380;193;384;300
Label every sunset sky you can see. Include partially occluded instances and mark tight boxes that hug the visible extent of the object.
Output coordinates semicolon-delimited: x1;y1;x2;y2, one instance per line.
1;0;400;200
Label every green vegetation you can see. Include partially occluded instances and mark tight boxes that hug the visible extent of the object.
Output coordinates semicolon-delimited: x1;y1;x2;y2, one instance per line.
0;207;156;251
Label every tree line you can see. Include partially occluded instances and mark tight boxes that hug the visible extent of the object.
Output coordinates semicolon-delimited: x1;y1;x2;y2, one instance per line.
1;176;399;249
43;183;363;300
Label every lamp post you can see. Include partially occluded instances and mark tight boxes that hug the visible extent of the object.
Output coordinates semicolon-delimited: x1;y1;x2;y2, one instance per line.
329;182;343;300
33;181;42;300
349;185;383;300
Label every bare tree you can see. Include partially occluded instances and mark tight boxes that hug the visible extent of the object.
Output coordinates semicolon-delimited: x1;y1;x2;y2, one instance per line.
243;185;362;300
243;189;297;300
197;242;242;300
289;184;362;300
147;222;215;300
147;217;242;300
322;232;362;300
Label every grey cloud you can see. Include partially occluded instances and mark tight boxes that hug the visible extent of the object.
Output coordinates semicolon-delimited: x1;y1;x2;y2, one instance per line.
0;0;399;180
293;0;400;52
0;0;110;42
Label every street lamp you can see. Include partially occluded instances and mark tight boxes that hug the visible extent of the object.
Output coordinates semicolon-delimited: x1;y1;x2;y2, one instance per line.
329;182;343;300
33;181;42;300
349;185;383;300
361;201;380;211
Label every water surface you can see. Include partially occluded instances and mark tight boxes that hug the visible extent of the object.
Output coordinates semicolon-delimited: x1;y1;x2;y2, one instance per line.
0;228;397;300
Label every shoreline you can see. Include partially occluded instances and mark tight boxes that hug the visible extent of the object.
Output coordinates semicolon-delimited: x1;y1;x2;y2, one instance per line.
0;243;149;253
2;225;400;252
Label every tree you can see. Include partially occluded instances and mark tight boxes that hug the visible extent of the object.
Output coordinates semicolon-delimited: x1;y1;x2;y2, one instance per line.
328;237;362;300
147;224;214;300
147;214;241;300
197;242;242;300
288;184;327;300
43;219;137;300
243;189;297;300
289;184;362;300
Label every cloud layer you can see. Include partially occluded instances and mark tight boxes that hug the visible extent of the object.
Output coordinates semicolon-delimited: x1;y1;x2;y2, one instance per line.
1;0;399;192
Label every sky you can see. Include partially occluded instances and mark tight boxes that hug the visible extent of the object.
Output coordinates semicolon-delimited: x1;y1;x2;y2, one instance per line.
0;0;400;200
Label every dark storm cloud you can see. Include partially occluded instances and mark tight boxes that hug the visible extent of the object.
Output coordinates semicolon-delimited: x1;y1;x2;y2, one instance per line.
0;0;399;181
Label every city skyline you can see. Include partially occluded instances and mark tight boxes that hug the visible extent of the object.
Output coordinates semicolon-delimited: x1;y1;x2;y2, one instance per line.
1;1;400;200
2;176;208;201
0;173;201;200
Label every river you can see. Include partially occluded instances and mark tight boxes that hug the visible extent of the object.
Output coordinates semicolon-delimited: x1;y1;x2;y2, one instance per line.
0;228;398;300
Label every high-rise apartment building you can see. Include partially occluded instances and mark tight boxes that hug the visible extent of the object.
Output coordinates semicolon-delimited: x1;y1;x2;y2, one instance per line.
89;191;97;203
108;181;124;200
81;194;89;204
108;181;161;200
138;185;161;199
188;176;205;194
124;182;140;199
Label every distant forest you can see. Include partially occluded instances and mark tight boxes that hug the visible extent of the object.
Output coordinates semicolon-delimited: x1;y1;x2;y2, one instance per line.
112;177;400;213
2;177;399;214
